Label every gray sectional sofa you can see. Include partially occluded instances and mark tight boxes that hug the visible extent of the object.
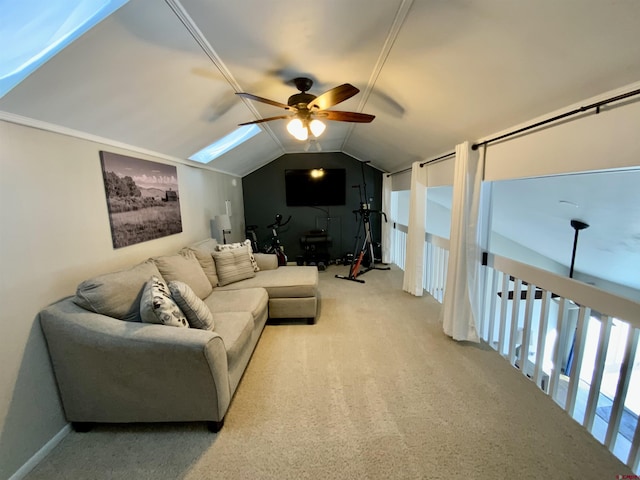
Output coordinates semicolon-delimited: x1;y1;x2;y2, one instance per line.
39;238;318;432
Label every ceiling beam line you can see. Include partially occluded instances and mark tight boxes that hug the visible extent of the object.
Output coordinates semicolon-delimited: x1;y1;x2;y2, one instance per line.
164;0;285;153
472;87;640;151
341;0;415;151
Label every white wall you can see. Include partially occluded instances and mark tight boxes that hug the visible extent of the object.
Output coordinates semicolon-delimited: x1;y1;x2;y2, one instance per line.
483;81;640;181
390;157;455;192
391;190;451;239
0;120;243;479
491;232;566;275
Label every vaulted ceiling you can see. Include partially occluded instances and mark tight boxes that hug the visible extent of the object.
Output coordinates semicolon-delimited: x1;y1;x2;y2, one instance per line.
2;0;640;296
2;0;640;177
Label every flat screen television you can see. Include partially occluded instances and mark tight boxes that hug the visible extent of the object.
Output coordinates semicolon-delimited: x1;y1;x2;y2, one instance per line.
285;168;346;206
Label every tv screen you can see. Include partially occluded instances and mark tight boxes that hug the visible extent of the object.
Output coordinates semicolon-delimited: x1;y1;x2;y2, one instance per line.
285;168;346;206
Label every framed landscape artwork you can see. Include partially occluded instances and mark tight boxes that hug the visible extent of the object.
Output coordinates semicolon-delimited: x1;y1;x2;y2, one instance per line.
99;151;183;248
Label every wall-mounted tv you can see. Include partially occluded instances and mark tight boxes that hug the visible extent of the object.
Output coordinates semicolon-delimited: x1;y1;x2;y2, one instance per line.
285;168;346;206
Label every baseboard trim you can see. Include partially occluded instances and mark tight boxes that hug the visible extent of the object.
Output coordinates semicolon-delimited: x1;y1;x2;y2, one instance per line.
8;423;71;480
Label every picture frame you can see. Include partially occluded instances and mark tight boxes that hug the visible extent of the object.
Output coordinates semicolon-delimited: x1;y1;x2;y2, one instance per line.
99;151;182;248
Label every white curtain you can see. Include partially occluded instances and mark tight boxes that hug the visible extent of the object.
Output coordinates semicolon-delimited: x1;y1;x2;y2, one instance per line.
381;174;393;264
441;141;483;342
402;161;427;296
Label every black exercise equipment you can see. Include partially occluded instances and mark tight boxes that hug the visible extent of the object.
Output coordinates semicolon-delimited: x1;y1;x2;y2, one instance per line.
265;214;291;266
300;230;332;270
245;224;260;253
336;162;389;283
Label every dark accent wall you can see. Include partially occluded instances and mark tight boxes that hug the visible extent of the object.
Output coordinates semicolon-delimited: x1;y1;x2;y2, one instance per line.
243;152;383;263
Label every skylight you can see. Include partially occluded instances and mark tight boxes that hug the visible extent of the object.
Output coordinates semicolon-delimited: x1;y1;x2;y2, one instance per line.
0;0;129;99
189;125;261;164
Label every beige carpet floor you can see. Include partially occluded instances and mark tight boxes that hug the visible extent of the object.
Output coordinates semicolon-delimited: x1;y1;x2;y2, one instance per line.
25;265;631;479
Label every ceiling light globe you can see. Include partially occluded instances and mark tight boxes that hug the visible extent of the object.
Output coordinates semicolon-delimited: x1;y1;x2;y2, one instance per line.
287;118;308;141
310;119;326;137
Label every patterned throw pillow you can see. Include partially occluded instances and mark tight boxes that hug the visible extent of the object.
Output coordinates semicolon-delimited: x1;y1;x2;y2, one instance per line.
212;248;256;286
140;276;188;328
215;239;259;272
168;280;214;330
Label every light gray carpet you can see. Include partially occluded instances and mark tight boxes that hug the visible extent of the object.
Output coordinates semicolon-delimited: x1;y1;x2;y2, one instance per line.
26;265;631;479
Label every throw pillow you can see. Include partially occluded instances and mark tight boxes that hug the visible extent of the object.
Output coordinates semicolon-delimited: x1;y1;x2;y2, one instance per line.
212;248;256;286
74;260;162;322
179;247;219;288
215;239;259;272
168;280;214;330
140;276;188;328
153;251;213;300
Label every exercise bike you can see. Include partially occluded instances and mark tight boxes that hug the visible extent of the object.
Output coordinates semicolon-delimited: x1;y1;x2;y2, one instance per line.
264;214;291;266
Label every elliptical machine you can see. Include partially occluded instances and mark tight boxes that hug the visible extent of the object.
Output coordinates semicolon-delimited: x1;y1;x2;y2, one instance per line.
264;214;291;266
336;161;390;283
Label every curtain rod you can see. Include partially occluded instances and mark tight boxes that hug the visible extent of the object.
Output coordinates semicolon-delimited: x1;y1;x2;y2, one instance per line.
386;151;455;177
472;87;640;151
386;86;640;176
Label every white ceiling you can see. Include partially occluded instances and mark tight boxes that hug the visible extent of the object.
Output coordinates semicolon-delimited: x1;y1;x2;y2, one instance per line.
1;0;639;293
491;170;640;293
2;0;640;176
428;169;640;294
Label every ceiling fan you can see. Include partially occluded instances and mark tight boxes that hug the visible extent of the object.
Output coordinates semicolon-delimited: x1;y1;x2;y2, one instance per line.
236;77;375;141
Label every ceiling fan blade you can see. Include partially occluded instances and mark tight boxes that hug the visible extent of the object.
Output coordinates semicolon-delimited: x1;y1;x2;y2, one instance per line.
317;110;375;123
238;115;291;126
307;83;359;110
236;92;291;110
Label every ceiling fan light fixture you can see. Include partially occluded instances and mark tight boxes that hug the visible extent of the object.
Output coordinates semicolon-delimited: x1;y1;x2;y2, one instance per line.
309;119;326;137
287;118;308;141
238;78;374;138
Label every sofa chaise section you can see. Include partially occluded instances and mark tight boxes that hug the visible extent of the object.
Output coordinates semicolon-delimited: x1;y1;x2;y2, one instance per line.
216;255;319;323
187;239;319;323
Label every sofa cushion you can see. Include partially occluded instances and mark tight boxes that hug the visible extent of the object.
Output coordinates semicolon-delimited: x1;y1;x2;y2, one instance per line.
153;251;213;299
253;253;278;271
73;260;162;322
189;238;219;252
212;248;256;286
215;239;259;272
212;312;254;368
186;238;220;286
180;247;219;288
140;276;189;328
168;280;214;330
214;266;318;298
204;288;268;327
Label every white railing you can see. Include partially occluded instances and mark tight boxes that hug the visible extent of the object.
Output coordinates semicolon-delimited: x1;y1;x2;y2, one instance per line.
392;223;407;271
483;254;640;473
424;233;449;303
390;223;449;303
389;222;640;473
